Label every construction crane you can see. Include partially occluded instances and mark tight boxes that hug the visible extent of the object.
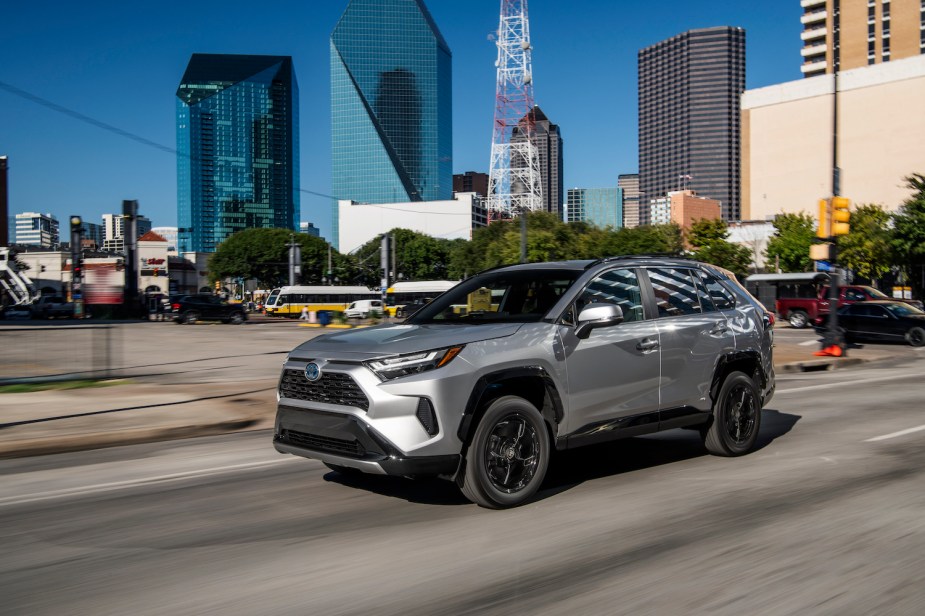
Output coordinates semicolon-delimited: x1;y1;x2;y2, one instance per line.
487;0;542;221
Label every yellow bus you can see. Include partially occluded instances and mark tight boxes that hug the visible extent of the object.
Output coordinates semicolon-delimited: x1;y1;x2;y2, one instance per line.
265;285;379;318
385;280;459;317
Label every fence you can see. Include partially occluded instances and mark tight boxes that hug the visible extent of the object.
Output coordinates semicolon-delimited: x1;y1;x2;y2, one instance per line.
0;325;122;384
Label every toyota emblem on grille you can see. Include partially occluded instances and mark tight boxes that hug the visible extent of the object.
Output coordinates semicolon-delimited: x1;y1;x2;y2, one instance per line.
304;362;322;382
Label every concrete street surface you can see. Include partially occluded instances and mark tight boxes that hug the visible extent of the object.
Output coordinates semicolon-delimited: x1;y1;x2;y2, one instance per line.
1;344;924;614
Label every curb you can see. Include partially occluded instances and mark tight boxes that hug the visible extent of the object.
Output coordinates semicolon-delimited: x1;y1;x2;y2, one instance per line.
0;418;260;459
778;357;866;373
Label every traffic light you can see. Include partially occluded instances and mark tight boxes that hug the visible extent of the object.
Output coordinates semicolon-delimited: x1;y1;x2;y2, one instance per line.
831;196;851;236
816;199;830;239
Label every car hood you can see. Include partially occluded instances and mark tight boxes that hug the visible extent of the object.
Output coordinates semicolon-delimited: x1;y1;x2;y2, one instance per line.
289;322;524;361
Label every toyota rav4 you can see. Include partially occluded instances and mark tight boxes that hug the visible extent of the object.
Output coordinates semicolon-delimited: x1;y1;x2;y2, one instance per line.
274;257;775;508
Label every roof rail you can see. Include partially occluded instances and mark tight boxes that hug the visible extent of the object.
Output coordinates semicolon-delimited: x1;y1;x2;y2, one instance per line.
584;253;689;269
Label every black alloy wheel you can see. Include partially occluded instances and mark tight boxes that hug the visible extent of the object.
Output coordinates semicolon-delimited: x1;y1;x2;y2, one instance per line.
184;311;200;325
461;396;550;508
703;371;761;456
230;312;245;325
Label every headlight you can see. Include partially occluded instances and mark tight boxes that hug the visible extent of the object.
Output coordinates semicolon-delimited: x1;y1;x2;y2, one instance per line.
365;346;464;381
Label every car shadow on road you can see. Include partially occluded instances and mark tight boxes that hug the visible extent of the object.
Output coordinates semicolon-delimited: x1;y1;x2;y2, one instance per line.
534;408;801;504
323;409;801;508
323;471;471;506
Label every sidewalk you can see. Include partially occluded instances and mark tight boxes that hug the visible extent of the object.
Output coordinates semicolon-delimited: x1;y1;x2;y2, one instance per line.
0;336;898;459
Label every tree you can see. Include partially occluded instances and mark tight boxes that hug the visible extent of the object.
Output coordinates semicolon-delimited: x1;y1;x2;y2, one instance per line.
209;228;342;287
687;218;753;276
351;228;457;284
892;173;925;298
764;212;816;272
836;204;892;289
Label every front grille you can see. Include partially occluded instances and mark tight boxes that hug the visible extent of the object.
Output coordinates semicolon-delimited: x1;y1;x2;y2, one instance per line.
279;369;369;410
282;429;364;457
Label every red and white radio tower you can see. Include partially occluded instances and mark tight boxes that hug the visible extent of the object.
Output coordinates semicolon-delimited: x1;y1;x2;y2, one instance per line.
488;0;542;220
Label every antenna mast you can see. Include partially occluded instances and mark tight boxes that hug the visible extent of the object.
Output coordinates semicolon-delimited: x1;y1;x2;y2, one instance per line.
488;0;542;220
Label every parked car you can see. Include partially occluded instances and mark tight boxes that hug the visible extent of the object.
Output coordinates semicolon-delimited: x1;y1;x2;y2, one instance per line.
837;300;925;346
170;294;247;324
274;256;775;508
30;296;75;319
344;299;383;319
395;298;433;318
776;285;918;329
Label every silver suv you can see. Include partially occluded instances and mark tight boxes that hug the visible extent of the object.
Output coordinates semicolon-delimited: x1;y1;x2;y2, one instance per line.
274;257;775;508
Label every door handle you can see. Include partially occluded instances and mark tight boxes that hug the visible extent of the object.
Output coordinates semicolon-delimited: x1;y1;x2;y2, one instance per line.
636;338;659;352
710;321;728;335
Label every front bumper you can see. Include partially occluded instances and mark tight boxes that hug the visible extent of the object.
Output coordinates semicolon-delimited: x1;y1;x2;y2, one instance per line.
274;405;460;477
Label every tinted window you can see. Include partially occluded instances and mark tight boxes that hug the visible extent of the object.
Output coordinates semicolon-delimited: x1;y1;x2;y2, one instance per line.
409;269;579;324
648;268;701;318
844;289;866;301
577;268;644;323
701;272;736;310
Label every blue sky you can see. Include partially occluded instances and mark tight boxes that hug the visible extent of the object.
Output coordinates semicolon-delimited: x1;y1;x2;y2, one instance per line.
1;0;801;242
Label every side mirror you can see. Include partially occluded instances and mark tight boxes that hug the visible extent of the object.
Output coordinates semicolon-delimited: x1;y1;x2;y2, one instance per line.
575;303;624;339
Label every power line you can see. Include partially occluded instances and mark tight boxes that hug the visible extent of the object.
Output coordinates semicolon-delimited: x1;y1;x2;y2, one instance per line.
0;79;341;200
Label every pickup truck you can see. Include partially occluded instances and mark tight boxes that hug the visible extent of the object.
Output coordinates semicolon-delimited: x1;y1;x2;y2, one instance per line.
776;285;923;328
30;296;75;319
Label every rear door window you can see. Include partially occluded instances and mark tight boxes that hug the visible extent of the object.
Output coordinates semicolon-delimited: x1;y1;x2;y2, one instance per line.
647;268;702;318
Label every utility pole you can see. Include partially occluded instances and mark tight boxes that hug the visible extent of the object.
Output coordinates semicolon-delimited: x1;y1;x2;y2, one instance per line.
287;234;301;287
380;234;389;306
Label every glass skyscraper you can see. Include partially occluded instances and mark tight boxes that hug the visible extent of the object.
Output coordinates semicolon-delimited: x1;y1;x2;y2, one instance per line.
330;0;452;248
638;27;745;223
566;187;623;229
177;54;299;253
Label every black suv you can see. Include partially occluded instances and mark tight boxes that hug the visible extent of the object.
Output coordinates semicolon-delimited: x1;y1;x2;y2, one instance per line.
275;257;775;508
171;294;247;325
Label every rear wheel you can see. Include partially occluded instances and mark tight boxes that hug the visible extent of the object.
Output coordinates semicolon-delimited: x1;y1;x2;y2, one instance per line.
461;396;550;509
788;310;808;329
703;371;761;456
183;310;200;325
907;327;925;347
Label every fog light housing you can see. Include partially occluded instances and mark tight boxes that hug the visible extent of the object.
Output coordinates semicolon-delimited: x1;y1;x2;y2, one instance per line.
415;398;439;436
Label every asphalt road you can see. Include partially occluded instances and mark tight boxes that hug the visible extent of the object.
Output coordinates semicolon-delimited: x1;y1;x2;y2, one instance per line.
2;353;924;615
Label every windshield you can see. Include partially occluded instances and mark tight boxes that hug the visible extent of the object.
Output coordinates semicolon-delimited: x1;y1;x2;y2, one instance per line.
266;290;280;307
884;302;925;317
407;269;580;324
866;287;890;299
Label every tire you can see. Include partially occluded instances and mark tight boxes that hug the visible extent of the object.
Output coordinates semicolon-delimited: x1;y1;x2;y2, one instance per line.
907;326;925;347
703;371;762;457
183;311;200;325
230;313;244;325
461;396;550;509
788;310;809;329
324;462;360;475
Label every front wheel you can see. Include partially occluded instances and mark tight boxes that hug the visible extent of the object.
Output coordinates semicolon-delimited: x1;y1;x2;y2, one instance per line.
461;396;550;509
907;326;925;347
703;371;761;456
788;310;808;329
230;313;244;325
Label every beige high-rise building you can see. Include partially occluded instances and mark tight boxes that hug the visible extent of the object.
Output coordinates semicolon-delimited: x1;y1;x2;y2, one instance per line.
743;54;925;220
801;0;925;78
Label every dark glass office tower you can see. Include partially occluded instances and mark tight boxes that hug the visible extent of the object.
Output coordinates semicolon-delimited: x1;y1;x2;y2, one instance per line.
177;54;299;253
638;27;745;222
331;0;452;247
512;106;564;218
0;156;8;247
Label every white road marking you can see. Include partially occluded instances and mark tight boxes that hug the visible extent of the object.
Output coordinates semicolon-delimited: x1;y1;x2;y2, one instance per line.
798;340;819;347
776;373;915;394
864;424;925;442
0;458;301;508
